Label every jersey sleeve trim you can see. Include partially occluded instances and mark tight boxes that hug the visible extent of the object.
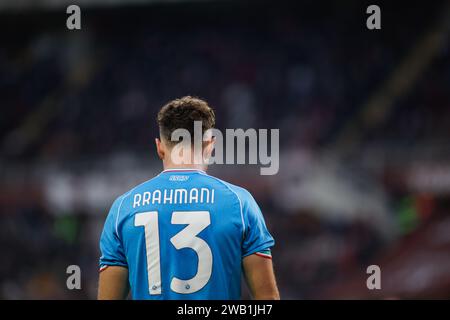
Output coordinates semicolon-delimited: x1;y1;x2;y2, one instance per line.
255;251;272;259
99;265;109;272
99;263;128;273
242;241;274;258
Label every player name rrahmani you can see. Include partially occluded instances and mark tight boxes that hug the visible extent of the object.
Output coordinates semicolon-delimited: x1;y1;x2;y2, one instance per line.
132;187;215;208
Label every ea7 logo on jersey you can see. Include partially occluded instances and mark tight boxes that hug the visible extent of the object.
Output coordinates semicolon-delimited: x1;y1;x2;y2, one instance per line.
169;175;190;182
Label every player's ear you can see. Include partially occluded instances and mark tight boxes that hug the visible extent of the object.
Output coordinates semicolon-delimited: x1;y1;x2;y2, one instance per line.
202;137;215;163
155;138;165;160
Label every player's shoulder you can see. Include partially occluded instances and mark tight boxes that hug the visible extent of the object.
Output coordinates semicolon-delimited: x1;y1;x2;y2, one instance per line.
200;172;255;203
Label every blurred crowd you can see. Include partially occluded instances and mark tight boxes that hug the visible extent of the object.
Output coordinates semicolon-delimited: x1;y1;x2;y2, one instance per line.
0;1;449;299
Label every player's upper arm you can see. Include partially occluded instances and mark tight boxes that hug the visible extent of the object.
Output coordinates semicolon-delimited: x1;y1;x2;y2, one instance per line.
235;187;278;299
98;196;129;299
243;253;280;300
98;266;129;300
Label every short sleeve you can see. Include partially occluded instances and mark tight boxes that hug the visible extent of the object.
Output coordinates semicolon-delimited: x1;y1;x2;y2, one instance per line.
99;196;128;270
240;190;275;257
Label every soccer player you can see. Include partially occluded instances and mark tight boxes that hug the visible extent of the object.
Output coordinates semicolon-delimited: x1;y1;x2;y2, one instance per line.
98;96;279;300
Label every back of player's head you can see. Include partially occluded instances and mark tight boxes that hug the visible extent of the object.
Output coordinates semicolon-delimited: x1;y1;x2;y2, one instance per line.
157;96;216;146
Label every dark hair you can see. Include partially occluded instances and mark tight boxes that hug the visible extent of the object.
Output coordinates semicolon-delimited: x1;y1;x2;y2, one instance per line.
157;96;216;145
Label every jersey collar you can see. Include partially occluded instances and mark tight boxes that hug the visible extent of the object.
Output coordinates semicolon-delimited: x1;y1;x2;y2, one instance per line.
161;168;206;174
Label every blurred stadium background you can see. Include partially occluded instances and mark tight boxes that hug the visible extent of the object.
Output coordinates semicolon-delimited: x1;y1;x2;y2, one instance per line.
1;0;450;299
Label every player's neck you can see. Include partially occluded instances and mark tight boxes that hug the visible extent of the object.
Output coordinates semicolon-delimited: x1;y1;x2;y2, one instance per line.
162;162;207;173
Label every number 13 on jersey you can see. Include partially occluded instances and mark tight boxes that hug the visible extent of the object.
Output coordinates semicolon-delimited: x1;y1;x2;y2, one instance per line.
134;211;213;295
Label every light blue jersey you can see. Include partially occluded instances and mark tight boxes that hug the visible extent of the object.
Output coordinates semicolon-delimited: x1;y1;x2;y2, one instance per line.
99;168;274;300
